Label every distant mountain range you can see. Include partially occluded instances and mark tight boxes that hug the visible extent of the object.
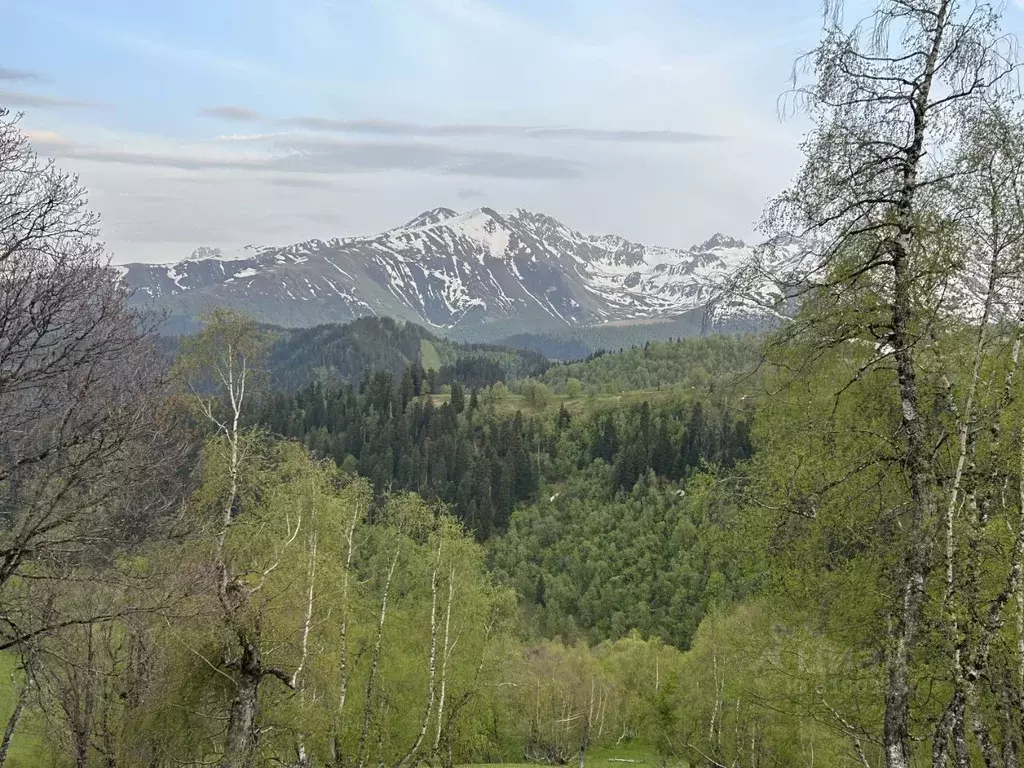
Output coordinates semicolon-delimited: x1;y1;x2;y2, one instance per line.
119;207;805;335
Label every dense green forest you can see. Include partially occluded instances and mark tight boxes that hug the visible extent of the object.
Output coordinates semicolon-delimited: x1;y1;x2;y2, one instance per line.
539;337;758;394
254;344;753;535
251;354;752;653
7;1;1024;767
264;318;550;391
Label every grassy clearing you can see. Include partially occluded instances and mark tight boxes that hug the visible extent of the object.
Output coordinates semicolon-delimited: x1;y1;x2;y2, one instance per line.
461;744;688;768
0;669;685;768
420;339;443;372
0;653;51;767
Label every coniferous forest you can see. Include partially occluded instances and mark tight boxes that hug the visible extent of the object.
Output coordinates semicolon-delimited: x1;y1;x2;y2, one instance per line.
7;1;1024;766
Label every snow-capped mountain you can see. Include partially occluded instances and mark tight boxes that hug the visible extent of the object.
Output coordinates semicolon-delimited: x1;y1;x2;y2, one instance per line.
119;207;793;332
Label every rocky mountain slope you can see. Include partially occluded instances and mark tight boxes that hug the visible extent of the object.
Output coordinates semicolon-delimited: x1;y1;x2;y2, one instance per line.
119;207;803;334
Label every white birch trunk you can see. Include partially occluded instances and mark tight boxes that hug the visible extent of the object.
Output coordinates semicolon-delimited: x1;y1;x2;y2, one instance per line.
291;532;317;768
333;498;362;765
357;541;401;768
0;671;29;768
397;536;443;768
433;563;456;753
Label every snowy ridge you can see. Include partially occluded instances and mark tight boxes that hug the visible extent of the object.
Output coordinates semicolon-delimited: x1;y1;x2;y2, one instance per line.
119;207;790;330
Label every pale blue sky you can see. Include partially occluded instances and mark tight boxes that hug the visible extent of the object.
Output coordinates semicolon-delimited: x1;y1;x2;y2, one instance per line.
7;0;1020;262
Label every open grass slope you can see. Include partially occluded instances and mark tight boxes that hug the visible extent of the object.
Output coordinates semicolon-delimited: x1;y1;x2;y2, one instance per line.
460;744;689;768
0;654;51;767
420;338;443;371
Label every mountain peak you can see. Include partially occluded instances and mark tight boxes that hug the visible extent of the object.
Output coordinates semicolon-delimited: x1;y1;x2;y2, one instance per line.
437;207;512;260
510;207;568;228
182;245;264;263
402;207;458;229
187;246;223;261
693;233;746;252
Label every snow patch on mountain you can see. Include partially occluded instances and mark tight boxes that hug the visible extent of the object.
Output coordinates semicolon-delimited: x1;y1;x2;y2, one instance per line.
401;207;458;229
185;245;266;262
119;206;795;330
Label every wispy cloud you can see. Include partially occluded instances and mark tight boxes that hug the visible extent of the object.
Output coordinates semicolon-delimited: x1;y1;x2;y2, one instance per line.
270;135;586;177
115;218;228;244
210;132;286;142
25;129;69;145
201;111;724;143
0;89;101;109
277;116;724;143
262;176;335;189
0;67;42;81
457;187;486;200
31;143;257;171
34;135;586;179
200;105;264;121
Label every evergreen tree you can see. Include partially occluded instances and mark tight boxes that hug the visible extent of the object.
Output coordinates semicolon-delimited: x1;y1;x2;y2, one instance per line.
400;368;415;411
557;403;571;430
450;381;466;414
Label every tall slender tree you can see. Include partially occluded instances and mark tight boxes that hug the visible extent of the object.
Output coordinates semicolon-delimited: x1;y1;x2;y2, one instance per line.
177;308;306;768
724;2;1023;765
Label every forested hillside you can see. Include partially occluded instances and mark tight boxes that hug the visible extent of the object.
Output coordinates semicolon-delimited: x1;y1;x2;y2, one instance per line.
478;309;770;360
266;317;440;389
540;336;758;394
204;317;551;392
255;367;751;532
471;309;708;358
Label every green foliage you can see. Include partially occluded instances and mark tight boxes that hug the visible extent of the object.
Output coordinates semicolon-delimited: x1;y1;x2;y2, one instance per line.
481;635;688;763
0;654;47;767
450;381;466;414
541;336;759;394
733;345;902;646
42;441;520;768
675;603;883;767
254;371;751;540
175;306;272;403
516;378;553;408
490;466;746;649
714;327;1024;760
265;317;438;391
259;317;548;392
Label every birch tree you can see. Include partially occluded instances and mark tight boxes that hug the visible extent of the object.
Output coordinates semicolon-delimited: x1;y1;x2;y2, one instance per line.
177;310;323;768
266;491;516;768
726;1;1024;764
348;500;490;768
921;102;1024;768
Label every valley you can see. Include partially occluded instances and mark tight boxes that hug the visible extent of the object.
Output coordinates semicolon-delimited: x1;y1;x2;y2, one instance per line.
6;0;1024;765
